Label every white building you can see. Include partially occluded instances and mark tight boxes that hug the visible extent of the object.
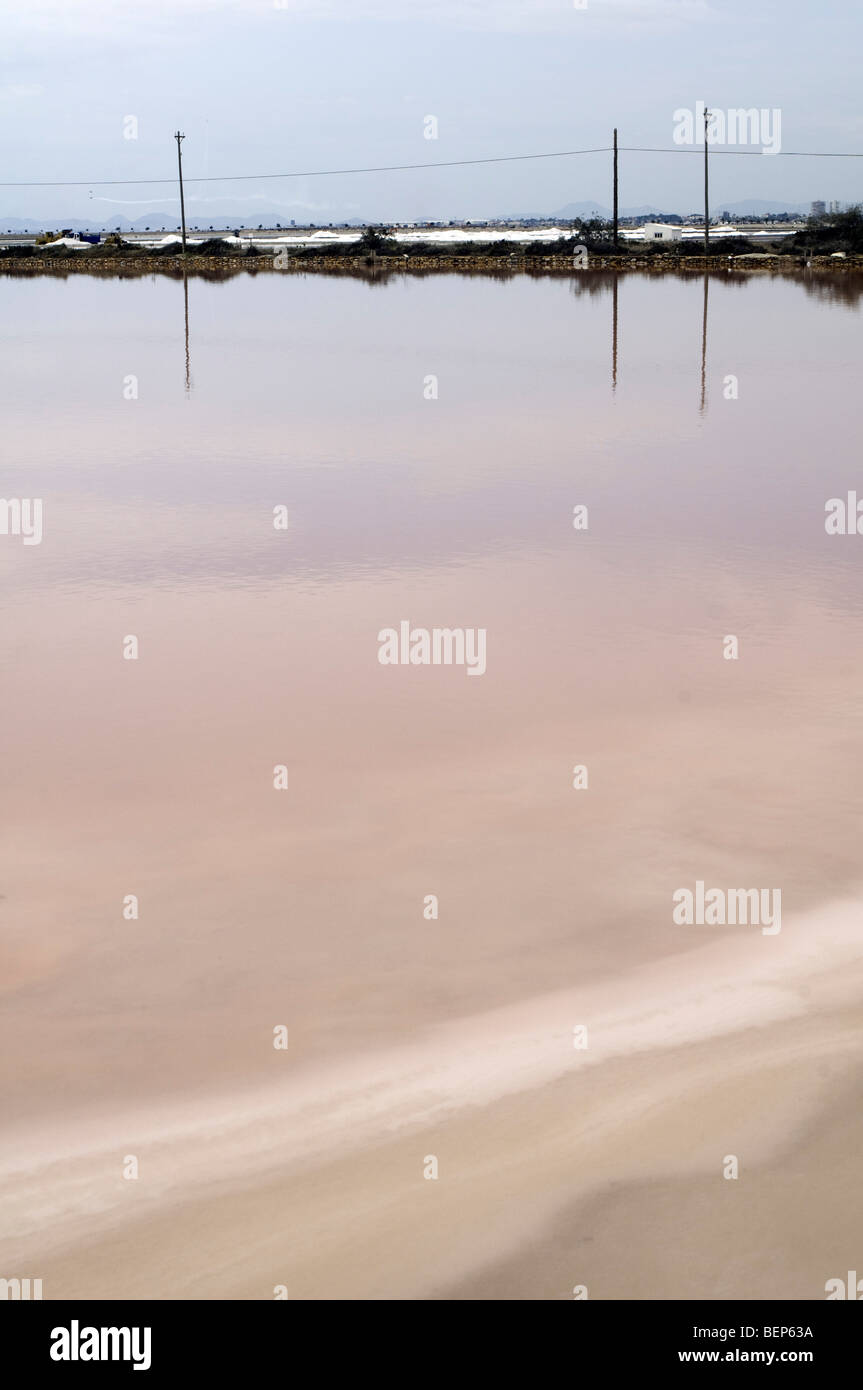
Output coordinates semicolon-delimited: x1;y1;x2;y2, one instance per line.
642;222;682;242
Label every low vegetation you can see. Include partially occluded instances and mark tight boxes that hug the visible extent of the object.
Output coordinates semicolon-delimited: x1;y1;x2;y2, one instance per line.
3;212;862;270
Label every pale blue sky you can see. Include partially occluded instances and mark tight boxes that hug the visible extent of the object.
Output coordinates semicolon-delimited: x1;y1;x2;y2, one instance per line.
1;0;860;222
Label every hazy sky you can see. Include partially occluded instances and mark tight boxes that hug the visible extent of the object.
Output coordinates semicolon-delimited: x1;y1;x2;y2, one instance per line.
1;0;861;223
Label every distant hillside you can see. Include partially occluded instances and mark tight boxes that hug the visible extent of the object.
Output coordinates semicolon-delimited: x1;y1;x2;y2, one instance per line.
0;196;824;236
0;200;352;234
552;197;813;221
713;198;810;215
1;215;171;233
552;201;610;219
553;201;667;219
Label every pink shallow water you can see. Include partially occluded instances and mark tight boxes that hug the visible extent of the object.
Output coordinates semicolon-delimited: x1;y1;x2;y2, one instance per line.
1;268;863;1129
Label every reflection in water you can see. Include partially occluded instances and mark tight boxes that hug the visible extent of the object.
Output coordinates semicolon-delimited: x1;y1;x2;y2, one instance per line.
612;274;618;395
700;271;709;417
183;269;192;394
579;269;713;413
801;273;863;307
3;260;857;417
569;269;716;414
569;269;619;298
2;269;863;1302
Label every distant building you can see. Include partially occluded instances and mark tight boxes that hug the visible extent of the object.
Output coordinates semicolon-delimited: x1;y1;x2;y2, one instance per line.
829;200;842;214
642;222;682;242
811;201;826;217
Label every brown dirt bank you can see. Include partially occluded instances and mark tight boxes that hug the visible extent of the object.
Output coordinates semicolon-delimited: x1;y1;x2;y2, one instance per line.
2;252;863;281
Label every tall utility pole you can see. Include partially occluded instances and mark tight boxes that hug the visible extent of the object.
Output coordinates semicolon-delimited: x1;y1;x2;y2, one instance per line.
703;106;710;259
613;127;619;246
174;131;187;257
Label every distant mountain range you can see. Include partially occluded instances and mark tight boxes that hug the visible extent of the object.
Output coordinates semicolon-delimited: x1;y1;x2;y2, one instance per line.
0;211;345;233
552;198;812;219
0;196;819;233
0;196;364;232
551;202;660;219
710;198;812;215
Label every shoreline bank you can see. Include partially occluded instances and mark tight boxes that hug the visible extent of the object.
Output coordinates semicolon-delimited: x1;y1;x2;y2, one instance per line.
2;252;862;279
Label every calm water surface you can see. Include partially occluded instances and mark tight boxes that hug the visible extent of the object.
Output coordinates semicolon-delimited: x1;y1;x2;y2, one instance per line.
1;268;862;1126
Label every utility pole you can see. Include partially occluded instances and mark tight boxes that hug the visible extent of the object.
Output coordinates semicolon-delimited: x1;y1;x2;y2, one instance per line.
703;106;710;259
613;127;619;247
174;131;187;258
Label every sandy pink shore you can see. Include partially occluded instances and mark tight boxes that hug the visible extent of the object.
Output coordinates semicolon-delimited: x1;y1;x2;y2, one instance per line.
441;1063;863;1300
3;899;862;1299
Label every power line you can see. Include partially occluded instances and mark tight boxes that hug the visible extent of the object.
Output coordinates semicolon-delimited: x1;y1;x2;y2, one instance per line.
1;143;861;189
0;147;612;188
622;146;863;158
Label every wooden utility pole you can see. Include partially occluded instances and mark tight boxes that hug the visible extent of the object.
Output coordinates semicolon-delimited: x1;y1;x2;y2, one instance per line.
613;127;619;246
174;131;187;257
703;107;710;258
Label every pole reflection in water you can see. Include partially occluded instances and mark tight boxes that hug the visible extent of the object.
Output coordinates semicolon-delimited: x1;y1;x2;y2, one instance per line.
700;270;709;416
574;269;715;418
183;268;191;394
612;273;618;395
